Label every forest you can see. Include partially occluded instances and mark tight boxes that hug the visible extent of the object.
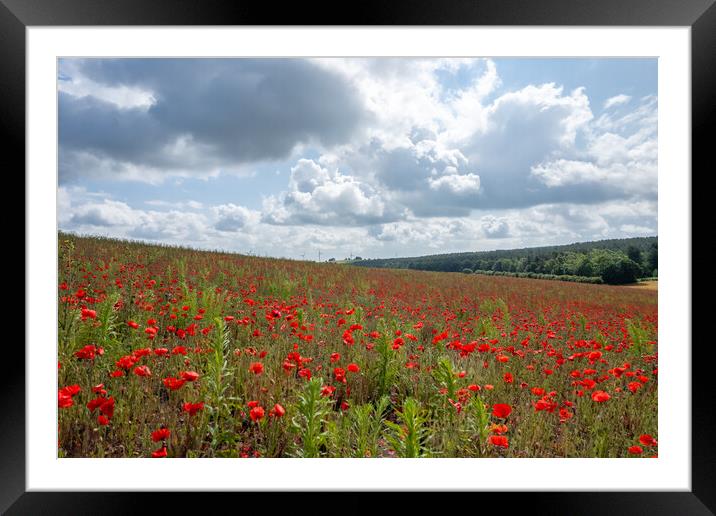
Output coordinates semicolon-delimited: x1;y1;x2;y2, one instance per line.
352;237;658;285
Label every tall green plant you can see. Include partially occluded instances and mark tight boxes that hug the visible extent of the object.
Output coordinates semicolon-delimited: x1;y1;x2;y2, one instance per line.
351;396;390;458
373;325;399;399
291;378;332;457
432;356;458;400
626;318;651;358
384;398;431;458
206;317;235;453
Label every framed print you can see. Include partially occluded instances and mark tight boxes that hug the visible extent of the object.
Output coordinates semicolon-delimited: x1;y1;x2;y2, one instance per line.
8;0;714;513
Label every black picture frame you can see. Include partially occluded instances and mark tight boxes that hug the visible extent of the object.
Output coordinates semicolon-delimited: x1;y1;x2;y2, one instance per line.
7;0;714;513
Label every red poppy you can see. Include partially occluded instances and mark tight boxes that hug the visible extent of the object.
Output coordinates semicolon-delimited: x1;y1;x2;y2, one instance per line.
503;372;514;384
333;367;347;383
92;384;105;394
58;392;74;408
127;320;139;329
492;404;512;419
163;377;186;391
591;390;611;402
490;435;509;448
628;381;642;393
87;396;105;412
133;365;152;377
151;446;167;458
347;363;360;373
98;415;110;426
559;407;573;423
639;434;657;447
116;355;138;370
270;403;286;418
99;397;115;418
249;362;264;375
151;427;171;442
321;385;336;397
588;351;602;362
182;402;205;415
81;308;97;320
249;406;265;422
180;371;200;382
59;384;81;397
628;445;643;455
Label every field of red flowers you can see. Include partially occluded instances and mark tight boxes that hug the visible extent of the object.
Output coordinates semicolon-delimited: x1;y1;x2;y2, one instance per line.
58;234;658;458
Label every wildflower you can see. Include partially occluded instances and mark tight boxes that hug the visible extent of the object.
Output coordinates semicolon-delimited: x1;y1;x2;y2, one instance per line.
492;404;512;419
249;406;265;422
182;402;204;416
151;427;171;442
490;435;509;448
334;367;347;383
639;434;658;447
321;385;336;397
270;403;286;418
133;365;152;377
163;377;186;391
180;371;200;382
591;390;611;402
628;381;642;393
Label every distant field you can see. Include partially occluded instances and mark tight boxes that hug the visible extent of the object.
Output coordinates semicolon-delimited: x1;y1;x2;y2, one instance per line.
626;280;658;291
58;235;658;459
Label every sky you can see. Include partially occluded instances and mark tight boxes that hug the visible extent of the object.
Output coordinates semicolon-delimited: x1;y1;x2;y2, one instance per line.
57;58;657;260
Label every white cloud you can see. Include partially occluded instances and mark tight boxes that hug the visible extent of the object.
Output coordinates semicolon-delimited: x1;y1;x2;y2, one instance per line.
531;159;604;187
429;173;481;195
604;94;632;109
71;200;140;227
263;159;399;226
59;60;156;110
213;204;260;232
480;215;510;239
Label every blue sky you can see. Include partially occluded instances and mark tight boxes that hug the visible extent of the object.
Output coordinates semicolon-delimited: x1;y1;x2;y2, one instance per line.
58;58;657;260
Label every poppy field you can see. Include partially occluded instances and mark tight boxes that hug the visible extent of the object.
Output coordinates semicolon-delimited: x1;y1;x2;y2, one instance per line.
58;234;658;458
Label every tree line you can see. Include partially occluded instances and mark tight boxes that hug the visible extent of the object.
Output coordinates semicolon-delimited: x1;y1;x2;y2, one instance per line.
353;237;657;285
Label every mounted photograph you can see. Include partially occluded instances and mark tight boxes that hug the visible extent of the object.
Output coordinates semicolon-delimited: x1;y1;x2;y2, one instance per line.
57;57;658;459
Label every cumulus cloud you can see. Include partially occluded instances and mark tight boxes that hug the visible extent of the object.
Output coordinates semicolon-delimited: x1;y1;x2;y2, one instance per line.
530;95;657;197
213;204;259;232
262;159;401;226
428;173;481;195
480;215;510;238
59;58;366;183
